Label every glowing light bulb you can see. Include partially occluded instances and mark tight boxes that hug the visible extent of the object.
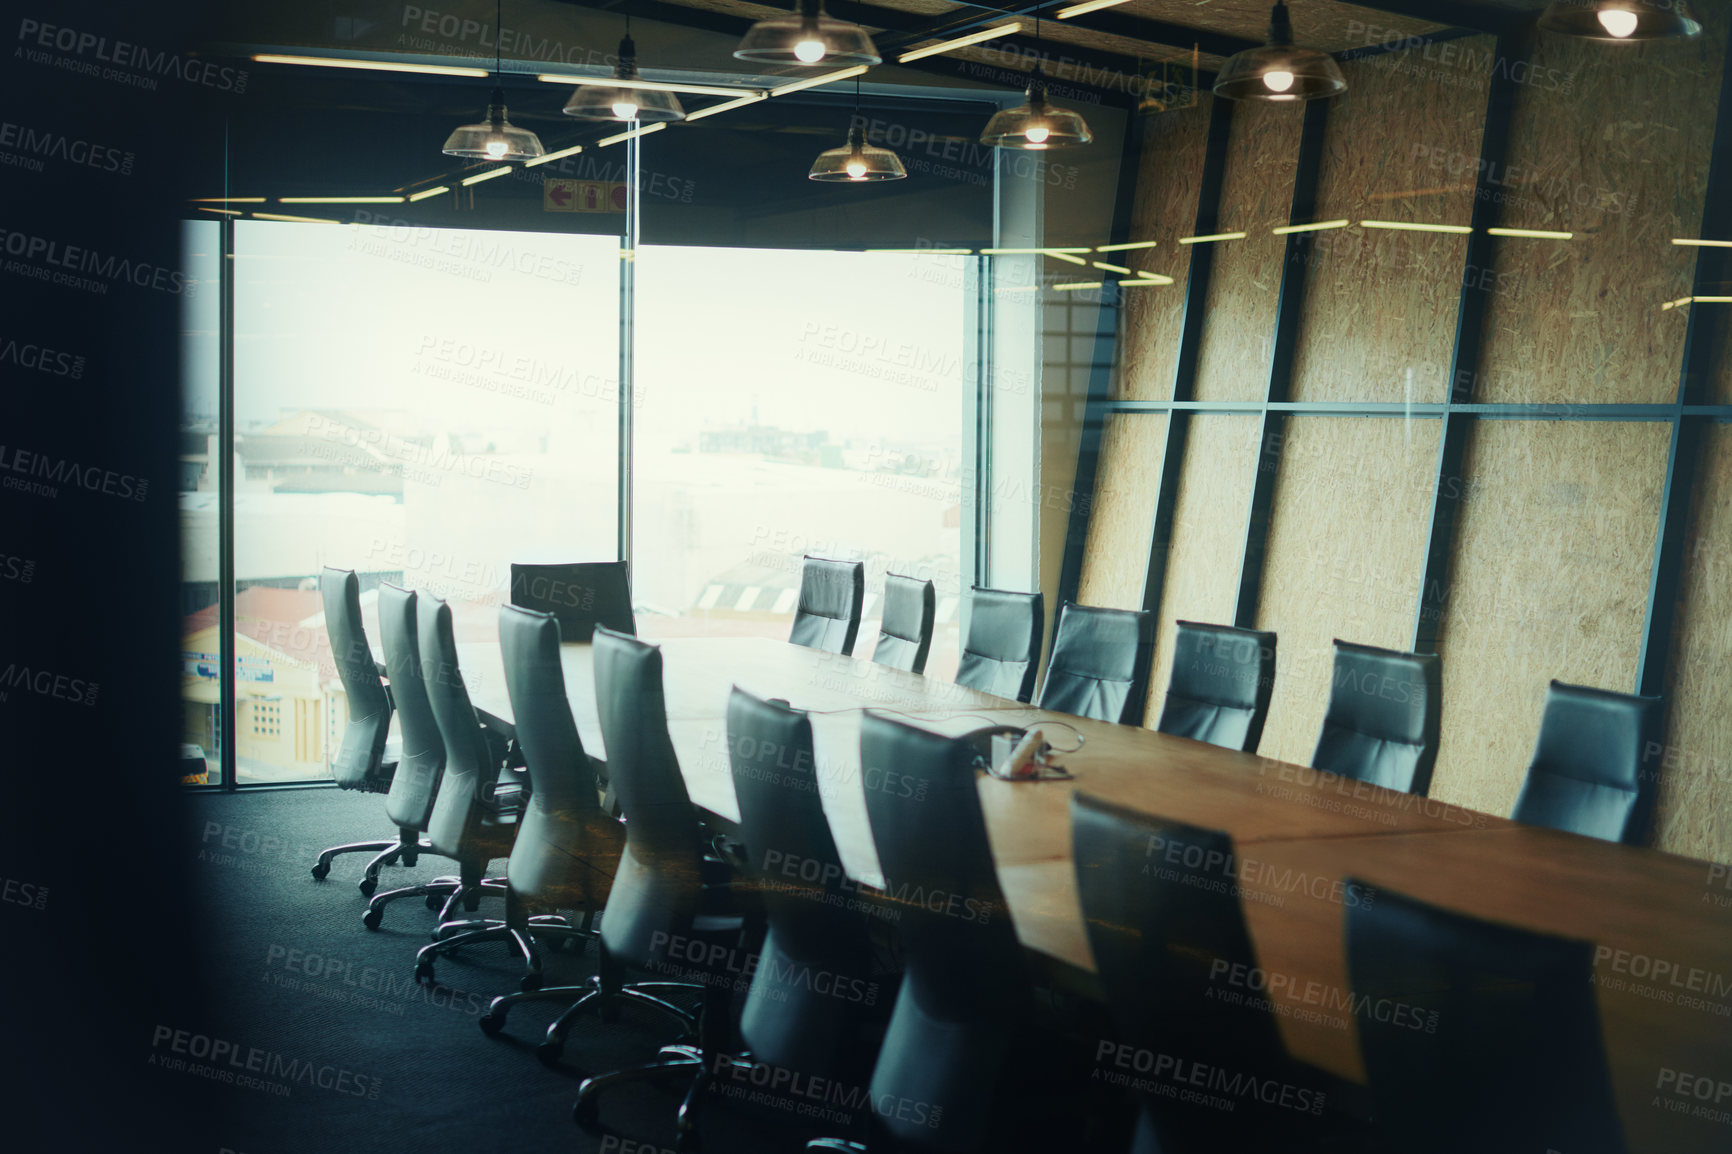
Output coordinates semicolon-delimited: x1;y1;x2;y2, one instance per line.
1024;125;1050;144
1263;69;1295;93
1597;8;1639;38
485;139;509;158
846;157;868;179
794;38;826;63
611;97;640;120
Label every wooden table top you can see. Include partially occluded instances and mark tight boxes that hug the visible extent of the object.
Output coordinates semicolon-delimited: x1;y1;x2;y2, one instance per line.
454;634;1732;1154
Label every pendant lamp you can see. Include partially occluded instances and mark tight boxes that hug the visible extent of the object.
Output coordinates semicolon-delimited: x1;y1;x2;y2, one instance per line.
442;0;545;159
810;78;904;181
1538;1;1700;40
564;19;685;122
981;66;1092;150
735;0;881;67
1214;1;1347;102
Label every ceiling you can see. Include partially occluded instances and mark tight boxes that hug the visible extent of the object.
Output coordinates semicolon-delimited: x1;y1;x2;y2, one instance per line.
582;0;1556;88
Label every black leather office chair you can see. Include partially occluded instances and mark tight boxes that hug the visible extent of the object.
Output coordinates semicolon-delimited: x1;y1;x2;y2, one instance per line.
1510;680;1664;845
1312;640;1442;795
724;688;885;1090
1038;602;1155;726
493;604;622;927
789;555;865;655
1072;793;1355;1152
360;585;513;934
509;560;635;641
954;587;1044;702
1155;621;1277;753
401;596;571;984
480;627;739;1144
807;713;1034;1152
1346;883;1625;1154
871;573;936;675
310;568;408;892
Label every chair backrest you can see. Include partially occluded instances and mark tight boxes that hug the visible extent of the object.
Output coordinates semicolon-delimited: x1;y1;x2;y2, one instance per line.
500;604;616;906
319;567;393;791
509;560;635;642
955;587;1044;702
1038;601;1155;725
870;572;936;674
728;688;879;1080
1511;680;1664;846
788;555;865;655
1312;640;1442;795
1156;621;1278;753
1073;793;1315;1147
859;712;1028;1149
416;593;499;858
377;583;444;830
591;626;708;963
1346;883;1625;1154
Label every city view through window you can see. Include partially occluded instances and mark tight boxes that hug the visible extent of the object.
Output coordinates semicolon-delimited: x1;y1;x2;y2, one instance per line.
181;223;968;785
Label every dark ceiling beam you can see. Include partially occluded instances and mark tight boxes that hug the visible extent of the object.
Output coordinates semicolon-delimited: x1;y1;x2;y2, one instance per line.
577;0;1255;62
1335;0;1527;35
551;0;1156;103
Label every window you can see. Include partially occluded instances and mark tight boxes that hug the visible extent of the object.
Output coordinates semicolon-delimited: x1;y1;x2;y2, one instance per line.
632;245;970;678
211;219;621;784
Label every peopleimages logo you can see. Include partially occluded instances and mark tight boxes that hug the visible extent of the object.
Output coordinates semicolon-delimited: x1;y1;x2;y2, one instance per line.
0;120;133;175
0;228;192;296
0;335;84;378
0;444;148;502
16;19;248;92
149;1025;381;1099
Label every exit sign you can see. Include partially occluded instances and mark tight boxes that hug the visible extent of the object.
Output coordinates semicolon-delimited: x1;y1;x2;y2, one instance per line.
543;179;627;213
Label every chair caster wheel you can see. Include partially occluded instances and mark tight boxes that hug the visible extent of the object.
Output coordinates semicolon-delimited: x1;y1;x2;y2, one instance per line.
358;875;378;897
414;961;435;986
362;908;383;931
479;1013;504;1037
537;1040;565;1067
401;854;419;868
520;972;543;993
573;1094;600;1131
425;894;442;911
310;862;331;881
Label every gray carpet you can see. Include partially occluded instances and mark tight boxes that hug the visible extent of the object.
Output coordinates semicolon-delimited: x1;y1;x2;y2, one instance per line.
169;788;813;1154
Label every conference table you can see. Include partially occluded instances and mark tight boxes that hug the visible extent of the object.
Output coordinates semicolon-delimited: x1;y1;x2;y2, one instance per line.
455;633;1732;1154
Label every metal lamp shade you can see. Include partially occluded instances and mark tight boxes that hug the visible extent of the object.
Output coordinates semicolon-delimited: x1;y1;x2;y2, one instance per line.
809;127;906;181
1538;1;1700;40
1213;43;1347;101
980;87;1093;150
442;96;545;160
562;82;685;123
734;6;881;66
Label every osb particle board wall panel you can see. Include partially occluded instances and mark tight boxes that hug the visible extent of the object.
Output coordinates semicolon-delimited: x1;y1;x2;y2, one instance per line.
1288;44;1490;404
1476;13;1727;404
1655;423;1732;864
1143;414;1262;725
1252;417;1441;765
1431;421;1668;822
1193;102;1303;403
1078;414;1170;610
1115;98;1214;401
